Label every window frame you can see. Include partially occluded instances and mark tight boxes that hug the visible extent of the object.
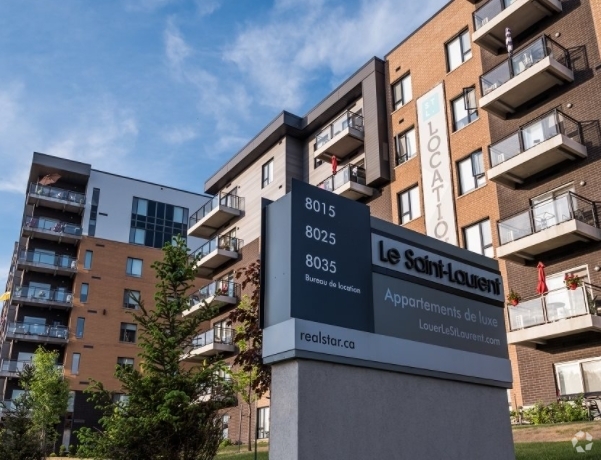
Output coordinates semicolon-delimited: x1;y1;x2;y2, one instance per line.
75;317;85;339
83;250;93;270
119;323;137;343
394;127;418;165
451;88;478;131
392;73;412;111
80;283;89;303
457;150;486;195
257;407;270;440
123;289;141;309
555;357;601;397
117;357;134;368
463;219;494;257
446;29;472;72
126;258;143;277
71;353;81;375
262;159;274;188
398;186;421;225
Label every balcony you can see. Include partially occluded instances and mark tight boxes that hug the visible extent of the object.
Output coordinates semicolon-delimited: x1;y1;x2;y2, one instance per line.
5;322;69;344
22;216;82;244
487;110;586;187
0;360;63;378
191;236;242;277
12;285;73;310
317;163;374;201
188;193;243;239
182;327;236;361
16;249;77;276
473;0;562;55
27;183;86;214
479;35;573;118
183;280;240;317
507;286;601;346
497;193;601;263
313;111;364;162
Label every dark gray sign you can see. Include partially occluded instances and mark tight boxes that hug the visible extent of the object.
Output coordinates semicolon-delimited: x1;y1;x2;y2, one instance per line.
373;274;508;359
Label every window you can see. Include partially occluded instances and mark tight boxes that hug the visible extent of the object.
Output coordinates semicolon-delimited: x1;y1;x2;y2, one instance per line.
257;407;270;439
458;151;485;194
75;317;85;338
67;391;75;412
222;414;230;440
314;158;324;169
117;357;134;368
71;353;81;375
214;319;232;343
80;283;89;303
262;159;274;188
464;220;493;257
556;358;601;396
83;250;93;269
398;186;421;225
130;197;189;249
395;128;417;165
123;289;141;309
531;184;576;232
126;258;143;277
112;393;130;405
133;198;148;216
129;228;146;245
452;89;478;131
120;323;137;343
392;74;412;110
446;30;472;71
88;188;100;236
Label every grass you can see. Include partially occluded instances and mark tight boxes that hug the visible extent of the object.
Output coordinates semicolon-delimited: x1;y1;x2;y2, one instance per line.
515;441;601;459
216;452;268;460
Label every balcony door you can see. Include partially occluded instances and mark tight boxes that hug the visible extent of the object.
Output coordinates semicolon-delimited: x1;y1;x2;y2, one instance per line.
522;113;559;150
28;281;51;300
531;185;575;232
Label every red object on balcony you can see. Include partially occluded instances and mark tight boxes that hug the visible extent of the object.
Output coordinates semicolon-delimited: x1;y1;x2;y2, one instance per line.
536;262;548;295
331;156;338;175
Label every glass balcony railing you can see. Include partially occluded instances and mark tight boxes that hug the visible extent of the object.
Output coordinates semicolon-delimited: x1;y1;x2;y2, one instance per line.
189;193;243;227
191;236;242;259
507;286;591;331
13;286;73;304
498;192;599;246
189;280;240;305
18;249;77;270
7;322;69;340
190;327;234;349
0;360;64;375
317;163;367;192
23;216;82;236
29;183;85;205
315;111;364;150
473;0;518;30
489;109;582;167
480;35;570;96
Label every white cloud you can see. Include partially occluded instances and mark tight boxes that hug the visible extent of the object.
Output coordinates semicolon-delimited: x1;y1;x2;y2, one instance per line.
195;0;222;17
125;0;178;12
162;125;198;144
164;18;193;73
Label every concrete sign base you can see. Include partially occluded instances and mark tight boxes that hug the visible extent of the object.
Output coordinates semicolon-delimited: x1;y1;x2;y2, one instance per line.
270;359;515;460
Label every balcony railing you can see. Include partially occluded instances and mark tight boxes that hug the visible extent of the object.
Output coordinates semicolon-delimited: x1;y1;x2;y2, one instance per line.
498;192;599;246
6;322;69;340
29;183;85;205
315;111;364;150
189;193;243;227
190;280;240;305
474;0;514;30
480;35;570;96
489;109;582;167
317;163;367;192
13;286;73;305
18;249;77;271
507;286;592;331
23;216;83;237
190;327;234;349
0;360;64;376
192;236;242;259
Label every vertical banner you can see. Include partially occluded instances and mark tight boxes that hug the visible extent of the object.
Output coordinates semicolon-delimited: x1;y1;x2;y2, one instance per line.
417;84;458;246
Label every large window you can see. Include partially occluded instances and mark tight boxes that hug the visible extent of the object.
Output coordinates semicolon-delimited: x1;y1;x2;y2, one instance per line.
83;250;93;269
71;353;81;375
75;317;85;338
398;186;421;225
446;30;472;71
458;151;485;194
463;220;493;257
262;159;274;188
120;323;137;343
88;188;100;236
394;128;417;165
257;407;270;439
130;197;188;249
556;358;601;396
392;74;412;110
123;289;141;309
80;283;89;303
452;89;478;131
126;258;143;277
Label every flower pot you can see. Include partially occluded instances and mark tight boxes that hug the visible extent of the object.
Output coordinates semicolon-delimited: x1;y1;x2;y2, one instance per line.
568;283;578;291
510;299;519;306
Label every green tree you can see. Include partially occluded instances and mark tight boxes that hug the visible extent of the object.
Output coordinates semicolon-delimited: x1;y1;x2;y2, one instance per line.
230;346;259;451
0;397;43;460
77;236;235;460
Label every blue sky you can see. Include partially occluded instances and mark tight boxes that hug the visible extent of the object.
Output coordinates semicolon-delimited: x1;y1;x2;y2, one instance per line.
0;0;449;288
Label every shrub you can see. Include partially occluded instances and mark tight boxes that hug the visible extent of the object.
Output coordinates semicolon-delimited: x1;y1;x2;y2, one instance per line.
522;396;589;424
59;445;67;456
220;438;232;448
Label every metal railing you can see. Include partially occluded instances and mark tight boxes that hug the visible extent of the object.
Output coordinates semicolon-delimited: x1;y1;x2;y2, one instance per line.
189;193;243;227
6;322;69;340
489;109;583;167
507;285;593;331
317;163;367;192
474;0;518;30
29;183;86;205
23;216;82;236
18;249;77;270
13;285;73;305
498;192;599;246
190;280;240;305
191;236;242;259
0;360;64;375
190;326;234;349
315;111;364;150
480;35;571;96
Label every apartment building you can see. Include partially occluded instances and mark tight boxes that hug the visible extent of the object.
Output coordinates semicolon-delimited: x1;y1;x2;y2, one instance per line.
0;152;208;447
182;57;391;444
386;0;601;409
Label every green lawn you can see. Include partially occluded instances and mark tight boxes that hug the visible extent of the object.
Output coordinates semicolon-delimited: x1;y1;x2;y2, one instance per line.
216;452;268;460
515;442;601;459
